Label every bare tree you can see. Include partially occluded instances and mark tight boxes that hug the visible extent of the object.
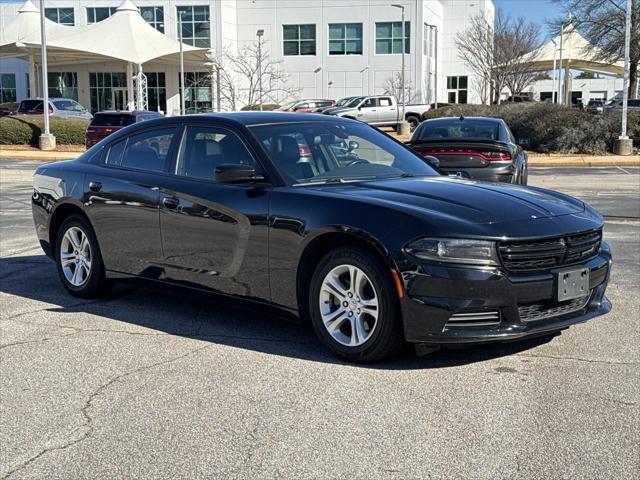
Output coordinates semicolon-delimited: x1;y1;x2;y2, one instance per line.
552;0;639;98
215;41;299;110
499;16;544;99
382;72;416;103
456;10;542;104
455;13;494;104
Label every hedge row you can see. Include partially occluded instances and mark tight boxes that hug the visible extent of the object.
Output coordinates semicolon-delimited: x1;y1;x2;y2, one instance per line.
240;104;281;111
423;103;639;154
0;115;89;146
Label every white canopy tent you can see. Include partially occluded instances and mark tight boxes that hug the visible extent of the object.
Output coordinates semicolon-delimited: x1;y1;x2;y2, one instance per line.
0;0;207;110
518;25;624;105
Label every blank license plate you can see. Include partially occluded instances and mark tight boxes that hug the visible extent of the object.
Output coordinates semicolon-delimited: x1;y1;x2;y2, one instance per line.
557;267;590;301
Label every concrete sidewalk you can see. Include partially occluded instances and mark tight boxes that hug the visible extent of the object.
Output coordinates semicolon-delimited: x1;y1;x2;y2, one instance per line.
1;146;638;166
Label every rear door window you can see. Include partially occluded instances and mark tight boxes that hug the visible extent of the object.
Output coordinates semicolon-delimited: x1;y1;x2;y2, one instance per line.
19;100;43;111
106;128;176;173
379;97;392;107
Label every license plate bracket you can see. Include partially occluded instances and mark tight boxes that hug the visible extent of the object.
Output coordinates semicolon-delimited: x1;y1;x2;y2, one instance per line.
557;267;590;301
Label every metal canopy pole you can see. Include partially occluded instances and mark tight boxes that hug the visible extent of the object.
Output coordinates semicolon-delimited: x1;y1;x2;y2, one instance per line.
38;0;55;150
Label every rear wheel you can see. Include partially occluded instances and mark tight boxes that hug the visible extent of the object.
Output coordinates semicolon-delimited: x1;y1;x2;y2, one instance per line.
55;215;110;298
308;248;405;362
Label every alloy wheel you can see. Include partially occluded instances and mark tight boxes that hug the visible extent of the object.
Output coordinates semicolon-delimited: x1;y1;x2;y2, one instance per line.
319;264;379;347
60;226;92;287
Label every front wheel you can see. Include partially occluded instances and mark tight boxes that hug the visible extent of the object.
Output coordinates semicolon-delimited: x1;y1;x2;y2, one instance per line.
55;215;110;298
308;248;405;362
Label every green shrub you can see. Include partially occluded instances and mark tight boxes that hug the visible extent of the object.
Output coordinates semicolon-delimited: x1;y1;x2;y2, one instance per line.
240;104;281;111
0;115;89;146
422;103;638;154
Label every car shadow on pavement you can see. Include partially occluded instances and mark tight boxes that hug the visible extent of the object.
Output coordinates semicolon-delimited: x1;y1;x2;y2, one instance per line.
1;254;556;370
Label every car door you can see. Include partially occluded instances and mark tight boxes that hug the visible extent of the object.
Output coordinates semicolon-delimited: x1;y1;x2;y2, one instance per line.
83;125;179;278
376;97;397;123
156;123;271;301
356;97;379;123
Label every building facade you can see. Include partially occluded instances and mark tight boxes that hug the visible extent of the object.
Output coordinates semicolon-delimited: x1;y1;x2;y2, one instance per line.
0;0;494;114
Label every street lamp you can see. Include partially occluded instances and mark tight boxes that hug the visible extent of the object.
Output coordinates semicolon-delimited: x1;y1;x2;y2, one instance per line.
314;66;323;98
39;0;55;150
257;29;264;111
551;38;557;104
360;65;370;95
425;22;438;108
615;0;633;155
392;4;406;121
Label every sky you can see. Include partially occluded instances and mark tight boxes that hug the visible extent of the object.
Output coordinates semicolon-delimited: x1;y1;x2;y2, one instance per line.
494;0;563;38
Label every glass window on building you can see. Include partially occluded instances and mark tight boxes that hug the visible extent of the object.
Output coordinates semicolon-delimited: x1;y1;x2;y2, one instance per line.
140;6;164;33
0;74;17;103
48;72;78;100
375;22;410;54
45;7;75;25
146;72;167;113
329;23;362;55
283;24;316;56
89;72;127;113
446;76;468;104
177;6;210;47
179;72;211;113
87;7;116;24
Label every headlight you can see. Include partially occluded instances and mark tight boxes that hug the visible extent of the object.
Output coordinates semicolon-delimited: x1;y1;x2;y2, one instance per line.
404;238;499;266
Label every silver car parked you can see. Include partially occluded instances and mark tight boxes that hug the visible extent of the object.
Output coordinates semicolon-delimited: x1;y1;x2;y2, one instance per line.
17;98;93;120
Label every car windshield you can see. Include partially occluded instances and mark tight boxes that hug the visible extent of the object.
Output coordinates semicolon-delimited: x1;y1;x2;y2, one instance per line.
335;97;354;106
90;114;136;127
52;100;86;112
277;101;298;111
250;121;438;184
346;97;365;107
416;119;500;141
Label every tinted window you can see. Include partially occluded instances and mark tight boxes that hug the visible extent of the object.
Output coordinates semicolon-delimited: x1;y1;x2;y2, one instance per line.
20;100;43;111
250;121;437;184
417;119;500;141
90;114;136;127
175;126;256;181
112;128;175;172
362;98;378;108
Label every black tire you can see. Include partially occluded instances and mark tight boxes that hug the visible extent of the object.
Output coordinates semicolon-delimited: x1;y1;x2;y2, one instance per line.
308;248;405;363
406;115;421;130
55;214;110;298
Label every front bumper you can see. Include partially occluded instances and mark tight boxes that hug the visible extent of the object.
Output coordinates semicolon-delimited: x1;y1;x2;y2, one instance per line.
399;242;612;345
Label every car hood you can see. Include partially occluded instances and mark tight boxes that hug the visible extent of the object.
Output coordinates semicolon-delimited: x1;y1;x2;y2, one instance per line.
310;176;585;225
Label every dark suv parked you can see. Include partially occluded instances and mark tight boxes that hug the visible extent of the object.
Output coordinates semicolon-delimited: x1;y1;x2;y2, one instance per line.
85;110;163;147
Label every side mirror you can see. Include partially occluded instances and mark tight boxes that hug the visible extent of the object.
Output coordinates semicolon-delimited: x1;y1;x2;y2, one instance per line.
357;105;362;110
423;155;440;168
214;164;264;183
348;140;359;151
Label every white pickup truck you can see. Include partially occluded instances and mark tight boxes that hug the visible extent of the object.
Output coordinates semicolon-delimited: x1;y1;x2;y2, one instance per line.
324;95;430;130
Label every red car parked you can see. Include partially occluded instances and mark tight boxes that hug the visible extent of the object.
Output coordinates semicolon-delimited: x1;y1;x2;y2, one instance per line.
277;99;335;112
85;110;163;148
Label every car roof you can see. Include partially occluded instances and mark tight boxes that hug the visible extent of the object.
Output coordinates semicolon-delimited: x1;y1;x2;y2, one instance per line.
423;116;503;124
184;111;356;126
22;97;76;101
95;110;160;115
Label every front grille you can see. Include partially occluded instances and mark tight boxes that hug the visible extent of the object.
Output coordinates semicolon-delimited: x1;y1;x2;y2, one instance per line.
518;294;591;323
499;229;601;272
446;310;501;327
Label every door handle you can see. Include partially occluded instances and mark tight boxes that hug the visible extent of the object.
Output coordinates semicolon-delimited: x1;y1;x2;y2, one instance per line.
162;196;179;209
89;181;102;192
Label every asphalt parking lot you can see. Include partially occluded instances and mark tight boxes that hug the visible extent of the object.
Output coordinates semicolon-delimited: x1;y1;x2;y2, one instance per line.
1;161;638;479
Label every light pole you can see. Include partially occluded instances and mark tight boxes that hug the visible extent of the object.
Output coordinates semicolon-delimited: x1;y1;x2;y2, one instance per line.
551;39;557;104
557;21;565;106
38;0;55;150
360;65;370;96
615;0;633;155
392;4;406;122
178;9;186;115
425;22;438;108
257;29;264;111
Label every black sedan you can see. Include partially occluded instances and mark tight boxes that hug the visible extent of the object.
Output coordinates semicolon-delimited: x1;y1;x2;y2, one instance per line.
407;116;528;184
32;113;611;362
